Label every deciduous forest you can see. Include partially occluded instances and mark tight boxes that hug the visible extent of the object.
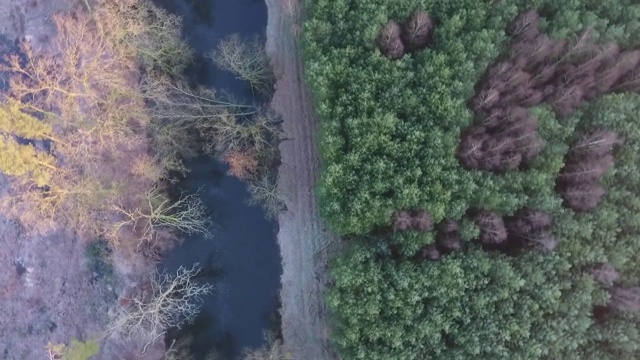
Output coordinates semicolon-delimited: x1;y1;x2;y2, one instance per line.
0;1;279;255
0;0;280;357
303;0;640;358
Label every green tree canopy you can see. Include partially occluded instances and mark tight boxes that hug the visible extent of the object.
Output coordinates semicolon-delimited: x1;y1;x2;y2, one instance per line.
305;0;640;358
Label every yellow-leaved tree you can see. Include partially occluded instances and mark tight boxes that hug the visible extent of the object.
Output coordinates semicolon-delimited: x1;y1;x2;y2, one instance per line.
0;101;56;187
0;1;210;250
0;135;55;187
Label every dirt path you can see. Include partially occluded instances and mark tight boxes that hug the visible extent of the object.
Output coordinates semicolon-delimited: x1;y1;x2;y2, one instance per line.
265;0;338;358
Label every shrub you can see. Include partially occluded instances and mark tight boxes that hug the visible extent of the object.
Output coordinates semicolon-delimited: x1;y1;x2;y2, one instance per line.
63;339;100;360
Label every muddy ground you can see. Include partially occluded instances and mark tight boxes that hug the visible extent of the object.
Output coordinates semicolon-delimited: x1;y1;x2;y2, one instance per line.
265;0;339;358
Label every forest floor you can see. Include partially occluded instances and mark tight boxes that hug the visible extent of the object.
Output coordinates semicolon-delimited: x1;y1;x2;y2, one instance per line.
265;0;339;359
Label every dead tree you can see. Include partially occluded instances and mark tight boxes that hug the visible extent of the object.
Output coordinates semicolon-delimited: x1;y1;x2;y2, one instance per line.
530;61;557;87
393;210;412;231
528;231;558;253
458;127;486;169
459;10;639;173
507;208;552;234
558;154;614;184
560;183;606;212
474;211;508;245
402;11;433;51
416;244;440;261
569;129;621;157
557;129;619;211
552;85;584;118
412;211;433;231
437;220;462;253
474;88;501;111
507;10;539;40
610;286;640;313
505;208;555;253
108;265;213;350
377;21;405;60
613;69;640;92
588;263;620;286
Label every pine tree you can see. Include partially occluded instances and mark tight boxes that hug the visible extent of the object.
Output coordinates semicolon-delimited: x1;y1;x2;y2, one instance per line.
0;135;56;186
0;99;53;140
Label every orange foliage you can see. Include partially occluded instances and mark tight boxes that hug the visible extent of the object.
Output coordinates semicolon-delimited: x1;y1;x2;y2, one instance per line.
225;150;259;180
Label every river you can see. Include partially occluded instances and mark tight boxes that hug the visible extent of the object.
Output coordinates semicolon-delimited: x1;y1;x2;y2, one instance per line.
153;0;282;358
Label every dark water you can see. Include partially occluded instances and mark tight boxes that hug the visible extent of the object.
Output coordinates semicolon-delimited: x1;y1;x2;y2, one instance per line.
154;0;281;358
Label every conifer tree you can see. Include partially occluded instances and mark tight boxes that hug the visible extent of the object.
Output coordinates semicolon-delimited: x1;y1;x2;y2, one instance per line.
0;135;55;187
0;99;53;140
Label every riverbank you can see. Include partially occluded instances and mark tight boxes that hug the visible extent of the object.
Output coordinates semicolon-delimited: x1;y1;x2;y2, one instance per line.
152;0;283;358
265;0;338;358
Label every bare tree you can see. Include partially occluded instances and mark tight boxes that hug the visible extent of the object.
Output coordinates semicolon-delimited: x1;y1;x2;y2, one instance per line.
164;334;223;360
560;183;606;212
242;331;290;360
528;231;558;253
142;76;266;160
393;210;412;231
559;155;614;184
208;34;274;95
474;211;508;245
204;108;282;155
507;10;539;40
377;21;405;60
610;286;640;313
108;265;214;352
416;244;440;261
437;220;462;253
402;11;433;51
570;129;621;157
474;88;501;111
507;208;553;235
96;0;194;76
412;211;433;231
111;188;211;245
247;175;286;220
588;263;620;286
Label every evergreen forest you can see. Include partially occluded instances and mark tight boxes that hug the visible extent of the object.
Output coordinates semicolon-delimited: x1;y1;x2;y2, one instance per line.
303;0;640;358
